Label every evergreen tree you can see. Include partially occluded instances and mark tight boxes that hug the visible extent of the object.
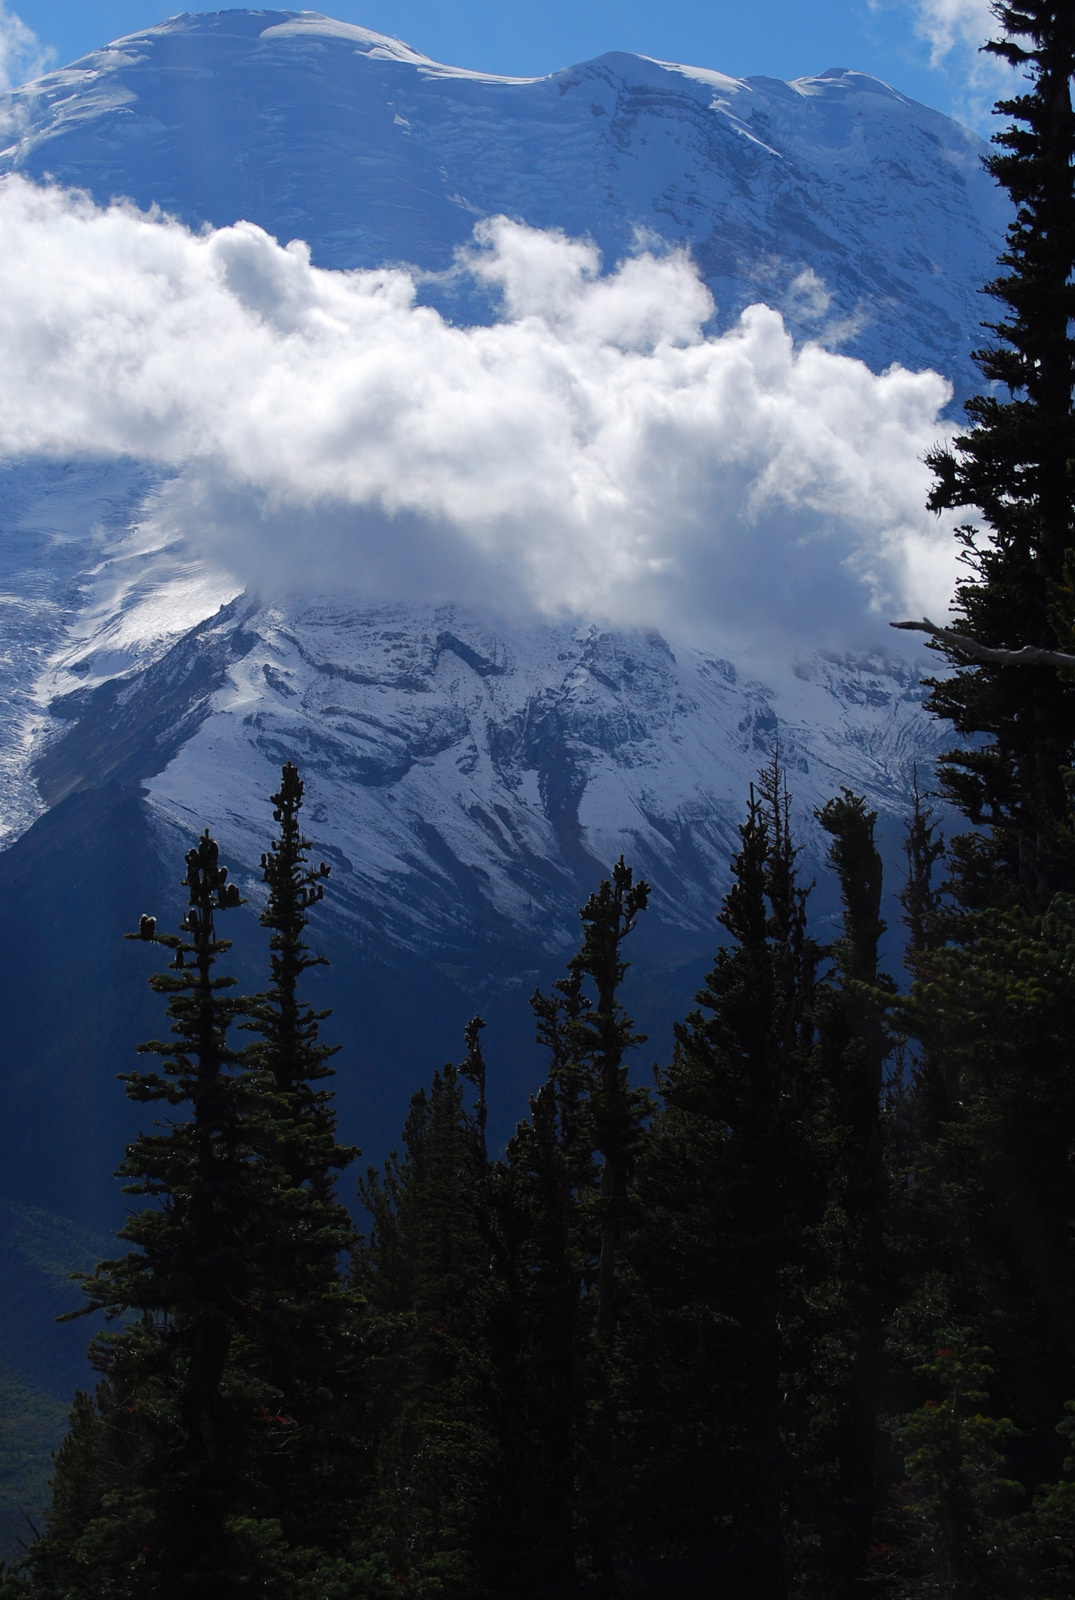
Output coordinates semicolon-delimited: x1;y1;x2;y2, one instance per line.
492;973;592;1591
924;1;1075;903
566;858;650;1350
901;893;1075;1442
248;762;349;1194
898;777;948;1138
558;860;650;1595
889;16;1075;1586
893;1333;1025;1599
892;815;1075;1594
354;862;653;1598
638;772;821;1598
810;792;896;1590
458;1013;490;1165
629;767;904;1595
355;1062;496;1593
15;775;368;1598
237;763;363;1563
27;830;255;1598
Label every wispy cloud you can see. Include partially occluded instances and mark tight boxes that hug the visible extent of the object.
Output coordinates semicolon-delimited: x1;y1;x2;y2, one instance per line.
0;3;52;92
899;0;1016;132
914;0;994;63
0;179;963;663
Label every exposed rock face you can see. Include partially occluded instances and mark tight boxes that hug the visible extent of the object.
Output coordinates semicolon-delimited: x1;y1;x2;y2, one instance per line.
8;481;944;966
139;599;939;956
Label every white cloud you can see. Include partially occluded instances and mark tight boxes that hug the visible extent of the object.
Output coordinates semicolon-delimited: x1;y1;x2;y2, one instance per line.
0;3;52;92
786;267;832;323
0;178;963;662
898;0;1016;131
914;0;994;62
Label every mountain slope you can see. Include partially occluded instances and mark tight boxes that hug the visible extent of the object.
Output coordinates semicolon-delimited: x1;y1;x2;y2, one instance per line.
0;10;991;1227
40;588;942;956
0;15;1012;1542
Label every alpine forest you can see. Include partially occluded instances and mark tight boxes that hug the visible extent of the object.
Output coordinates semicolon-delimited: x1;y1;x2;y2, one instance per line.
2;5;1074;1597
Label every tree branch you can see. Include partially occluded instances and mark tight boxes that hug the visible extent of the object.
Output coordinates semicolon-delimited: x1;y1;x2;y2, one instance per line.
890;617;1075;670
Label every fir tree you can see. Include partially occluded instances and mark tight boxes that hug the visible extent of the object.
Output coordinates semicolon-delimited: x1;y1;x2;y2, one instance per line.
811;792;896;1590
898;776;948;1139
893;1333;1025;1599
247;762;349;1194
901;895;1075;1449
237;763;363;1563
493;974;592;1590
17;777;367;1598
923;1;1075;903
558;860;650;1595
640;773;821;1598
28;830;254;1598
355;1062;496;1593
891;16;1075;1584
354;863;653;1597
567;858;649;1349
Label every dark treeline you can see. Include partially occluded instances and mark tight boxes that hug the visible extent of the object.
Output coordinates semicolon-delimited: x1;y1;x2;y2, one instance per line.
3;2;1074;1595
6;740;1075;1600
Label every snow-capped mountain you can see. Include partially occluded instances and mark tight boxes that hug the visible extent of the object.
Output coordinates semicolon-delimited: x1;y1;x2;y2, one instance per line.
39;566;942;961
0;12;1005;1243
1;10;1005;393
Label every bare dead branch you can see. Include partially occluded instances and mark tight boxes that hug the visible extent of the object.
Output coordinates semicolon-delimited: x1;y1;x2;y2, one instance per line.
890;617;1075;669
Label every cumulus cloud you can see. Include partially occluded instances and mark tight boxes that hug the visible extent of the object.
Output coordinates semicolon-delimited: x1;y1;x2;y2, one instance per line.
0;177;963;661
0;3;51;92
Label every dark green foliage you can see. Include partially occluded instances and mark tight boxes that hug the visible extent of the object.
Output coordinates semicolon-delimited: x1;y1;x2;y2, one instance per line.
628;763;905;1596
352;860;654;1597
14;778;367;1600
810;792;896;1584
247;760;348;1186
898;779;949;1139
882;18;1075;1587
16;768;1073;1597
355;1063;496;1592
551;860;651;1591
238;763;363;1561
1008;1404;1075;1597
491;974;591;1588
900;896;1075;1445
923;1;1075;903
639;770;820;1596
43;828;257;1597
887;831;1075;1597
891;1333;1026;1600
565;859;650;1350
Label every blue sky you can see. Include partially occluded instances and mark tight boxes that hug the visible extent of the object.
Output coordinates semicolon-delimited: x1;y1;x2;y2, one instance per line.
3;0;1008;132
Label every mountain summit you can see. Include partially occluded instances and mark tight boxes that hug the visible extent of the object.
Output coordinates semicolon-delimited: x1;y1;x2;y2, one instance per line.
2;10;1005;386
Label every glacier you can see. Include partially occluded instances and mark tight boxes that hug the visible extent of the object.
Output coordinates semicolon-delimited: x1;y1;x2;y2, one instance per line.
0;10;1006;388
